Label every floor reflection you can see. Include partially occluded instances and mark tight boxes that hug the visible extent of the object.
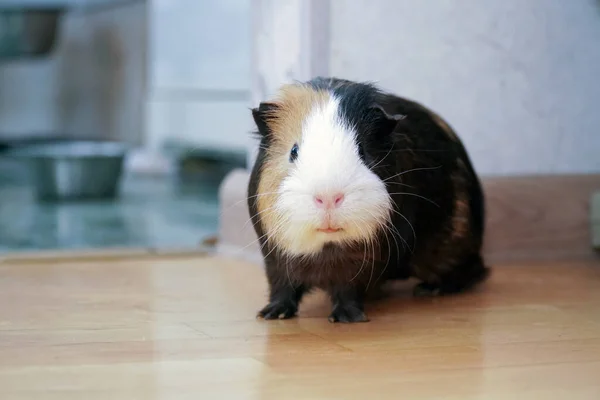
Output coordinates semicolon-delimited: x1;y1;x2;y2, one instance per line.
256;282;487;398
0;173;219;252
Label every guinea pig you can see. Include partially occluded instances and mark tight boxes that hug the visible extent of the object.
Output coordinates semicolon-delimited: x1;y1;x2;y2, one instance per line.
247;77;489;323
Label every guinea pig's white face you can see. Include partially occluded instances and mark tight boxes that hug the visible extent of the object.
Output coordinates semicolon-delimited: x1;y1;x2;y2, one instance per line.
274;96;392;256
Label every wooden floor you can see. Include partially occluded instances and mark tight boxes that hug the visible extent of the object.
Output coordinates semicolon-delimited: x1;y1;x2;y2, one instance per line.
1;254;599;399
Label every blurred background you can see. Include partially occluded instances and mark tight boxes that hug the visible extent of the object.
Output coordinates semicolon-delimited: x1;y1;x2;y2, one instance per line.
0;0;599;255
0;0;250;253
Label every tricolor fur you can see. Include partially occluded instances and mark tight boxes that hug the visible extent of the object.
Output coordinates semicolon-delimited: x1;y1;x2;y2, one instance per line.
248;77;489;323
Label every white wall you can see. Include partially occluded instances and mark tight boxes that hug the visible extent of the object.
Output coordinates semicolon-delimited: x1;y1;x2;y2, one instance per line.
0;0;146;145
329;0;600;176
247;0;330;167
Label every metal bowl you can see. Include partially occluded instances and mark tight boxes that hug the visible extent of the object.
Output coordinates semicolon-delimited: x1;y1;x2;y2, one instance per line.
6;141;128;202
0;7;63;60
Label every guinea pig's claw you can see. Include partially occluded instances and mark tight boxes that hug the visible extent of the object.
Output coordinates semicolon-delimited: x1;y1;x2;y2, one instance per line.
257;301;298;320
328;305;369;323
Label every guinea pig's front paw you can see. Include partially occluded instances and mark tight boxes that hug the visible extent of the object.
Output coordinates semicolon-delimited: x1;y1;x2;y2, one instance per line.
328;304;369;323
257;301;298;320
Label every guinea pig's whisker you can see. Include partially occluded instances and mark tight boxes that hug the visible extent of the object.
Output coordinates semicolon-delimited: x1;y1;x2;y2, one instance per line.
223;192;281;215
368;145;395;170
243;219;283;250
388;220;412;254
383;218;403;259
261;219;290;260
388;196;400;211
227;209;285;252
241;205;277;229
247;191;280;199
349;220;370;283
262;245;278;261
388;192;440;208
393;149;450;153
285;257;294;289
377;221;393;285
365;206;410;256
350;214;378;292
390;209;417;248
376;216;410;286
383;220;401;259
385;181;416;189
239;230;270;253
382;165;443;183
374;225;393;286
263;217;288;243
239;216;287;253
365;235;377;292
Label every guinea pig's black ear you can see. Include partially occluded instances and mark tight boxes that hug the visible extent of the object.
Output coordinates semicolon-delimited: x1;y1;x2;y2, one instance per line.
251;102;279;136
370;103;406;136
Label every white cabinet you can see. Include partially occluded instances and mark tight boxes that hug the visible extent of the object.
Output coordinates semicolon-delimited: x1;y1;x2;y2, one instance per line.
146;0;252;154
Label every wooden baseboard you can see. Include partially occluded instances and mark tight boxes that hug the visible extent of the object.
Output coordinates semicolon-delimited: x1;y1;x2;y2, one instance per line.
218;171;600;264
591;192;600;251
482;174;600;263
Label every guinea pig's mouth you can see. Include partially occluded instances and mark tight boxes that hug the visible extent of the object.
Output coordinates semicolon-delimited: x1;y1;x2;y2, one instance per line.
317;227;342;234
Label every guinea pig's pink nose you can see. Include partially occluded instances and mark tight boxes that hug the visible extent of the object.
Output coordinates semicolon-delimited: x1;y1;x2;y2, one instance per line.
314;193;345;209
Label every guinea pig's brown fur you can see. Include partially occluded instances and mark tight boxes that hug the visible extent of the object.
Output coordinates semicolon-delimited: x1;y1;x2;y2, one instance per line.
254;85;331;247
248;77;489;323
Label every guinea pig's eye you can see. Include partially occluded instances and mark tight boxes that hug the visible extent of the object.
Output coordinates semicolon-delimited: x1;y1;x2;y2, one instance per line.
289;143;299;163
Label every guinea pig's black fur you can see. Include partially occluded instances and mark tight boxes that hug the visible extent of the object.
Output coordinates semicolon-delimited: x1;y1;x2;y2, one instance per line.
248;77;489;323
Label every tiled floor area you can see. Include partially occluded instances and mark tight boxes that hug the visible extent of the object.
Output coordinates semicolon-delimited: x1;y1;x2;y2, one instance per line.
0;171;220;253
